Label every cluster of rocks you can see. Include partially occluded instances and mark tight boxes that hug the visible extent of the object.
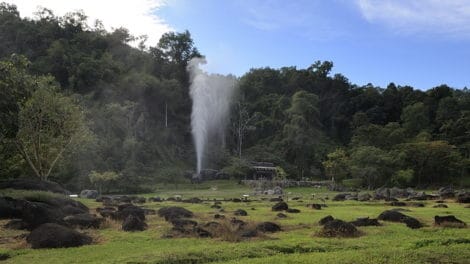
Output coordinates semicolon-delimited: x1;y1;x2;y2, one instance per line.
0;195;97;248
96;201;154;232
330;186;470;203
271;201;302;214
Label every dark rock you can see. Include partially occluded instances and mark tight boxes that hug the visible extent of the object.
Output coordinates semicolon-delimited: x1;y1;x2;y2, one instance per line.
0;179;70;194
27;223;91;248
378;210;422;229
97;207;116;218
307;204;322;210
389;201;407;206
116;205;145;221
230;218;246;227
184;197;202;203
434;215;466;228
0;196;27;219
203;221;221;229
402;216;423;229
232;198;242;203
357;193;371;201
332;193;349;201
286;208;301;213
118;196;132;203
61;205;88;215
21;201;67;229
276;213;287;218
117;203;133;211
319;215;334;225
350;217;381;227
148;197;163;202
157;207;193;221
194;227;211;237
411;203;425;207
122;215;147;231
378;210;407;222
63;214;103;228
211;204;222;209
269;197;283;202
256;222;281;233
345;194;358;201
79;190;99;199
438;186;455;199
132;197;146;204
320;219;359;237
456;192;470;203
234;209;248;216
4;219;28;230
291;197;301;201
272;201;288;211
433;204;448;208
214;214;225;219
170;218;197;228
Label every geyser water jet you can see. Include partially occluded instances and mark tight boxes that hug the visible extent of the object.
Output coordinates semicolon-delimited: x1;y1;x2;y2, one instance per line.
187;58;235;174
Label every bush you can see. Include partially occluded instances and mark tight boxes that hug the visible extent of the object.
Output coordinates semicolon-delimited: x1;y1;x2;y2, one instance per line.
391;169;414;187
220;158;252;180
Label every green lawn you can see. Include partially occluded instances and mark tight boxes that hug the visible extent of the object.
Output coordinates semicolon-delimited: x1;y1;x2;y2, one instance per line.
1;182;469;264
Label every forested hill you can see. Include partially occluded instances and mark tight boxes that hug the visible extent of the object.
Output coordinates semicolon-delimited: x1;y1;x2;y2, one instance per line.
0;3;469;192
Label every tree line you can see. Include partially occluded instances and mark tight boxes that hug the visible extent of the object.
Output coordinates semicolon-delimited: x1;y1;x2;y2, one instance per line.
0;3;468;191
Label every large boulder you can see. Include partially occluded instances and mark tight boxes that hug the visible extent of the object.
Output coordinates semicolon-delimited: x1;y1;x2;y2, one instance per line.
122;215;147;231
434;215;466;228
115;205;145;221
64;214;103;228
79;190;99;199
319;215;334;225
438;186;455;199
0;197;27;219
378;210;423;229
319;219;360;237
157;206;193;221
456;192;470;203
256;222;281;233
332;193;349;201
0;179;70;194
27;223;92;249
350;217;381;227
271;201;288;211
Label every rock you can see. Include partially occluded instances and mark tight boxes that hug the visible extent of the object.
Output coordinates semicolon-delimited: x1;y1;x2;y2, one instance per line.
211;204;222;209
116;205;145;221
27;223;92;249
332;193;349;201
273;186;283;195
0;178;70;194
184;197;202;203
378;210;422;229
61;205;88;215
234;209;248;216
97;207;116;218
286;208;301;213
378;210;407;222
122;215;147;231
157;207;193;221
79;190;99;199
319;219;359;237
402;216;423;229
214;214;225;219
319;215;334;225
117;203;134;211
0;196;27;219
230;218;246;228
408;192;436;201
241;229;258;238
345;194;358;201
411;203;425;207
433;204;448;208
272;201;288;211
132;197;146;204
194;227;212;237
456;192;470;203
389;201;407;206
269;197;283;202
256;222;281;233
438;186;455;199
307;204;322;210
203;221;221;229
291;196;301;201
148;197;163;202
434;215;466;228
350;217;381;227
276;213;287;218
63;214;103;228
357;193;371;201
232;198;242;203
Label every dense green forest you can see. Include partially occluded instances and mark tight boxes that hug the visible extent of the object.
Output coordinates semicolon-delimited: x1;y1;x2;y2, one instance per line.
0;3;469;192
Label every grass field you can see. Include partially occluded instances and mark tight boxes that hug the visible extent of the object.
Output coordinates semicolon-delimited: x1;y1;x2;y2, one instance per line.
1;181;469;264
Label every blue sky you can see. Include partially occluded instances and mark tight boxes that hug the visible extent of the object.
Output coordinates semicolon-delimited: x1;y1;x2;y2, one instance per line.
157;0;470;90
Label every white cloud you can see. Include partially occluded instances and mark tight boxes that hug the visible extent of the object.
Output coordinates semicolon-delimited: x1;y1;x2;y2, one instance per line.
356;0;470;37
4;0;173;46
